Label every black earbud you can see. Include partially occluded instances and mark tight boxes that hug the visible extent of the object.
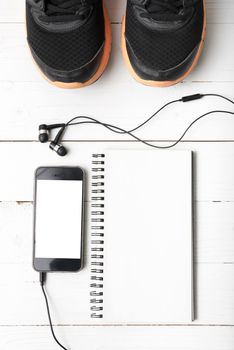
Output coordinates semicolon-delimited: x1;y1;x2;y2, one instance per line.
49;126;67;157
49;142;67;157
39;124;49;143
38;123;65;143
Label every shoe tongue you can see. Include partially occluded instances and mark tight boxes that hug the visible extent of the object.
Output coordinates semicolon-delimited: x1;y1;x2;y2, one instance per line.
44;0;85;16
146;0;183;21
42;0;91;22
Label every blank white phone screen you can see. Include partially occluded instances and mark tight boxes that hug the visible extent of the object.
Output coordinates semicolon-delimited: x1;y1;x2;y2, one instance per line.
35;180;83;259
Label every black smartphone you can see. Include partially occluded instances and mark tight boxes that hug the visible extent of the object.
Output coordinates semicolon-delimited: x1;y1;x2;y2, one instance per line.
33;166;85;272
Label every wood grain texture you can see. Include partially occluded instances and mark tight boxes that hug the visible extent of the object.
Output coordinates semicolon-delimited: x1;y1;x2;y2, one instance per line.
1;201;234;265
0;1;233;141
0;0;234;347
0;142;234;202
0;326;234;350
0;199;234;326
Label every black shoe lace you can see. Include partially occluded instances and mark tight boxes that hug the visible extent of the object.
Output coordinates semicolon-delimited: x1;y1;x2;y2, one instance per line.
41;0;94;21
144;0;198;20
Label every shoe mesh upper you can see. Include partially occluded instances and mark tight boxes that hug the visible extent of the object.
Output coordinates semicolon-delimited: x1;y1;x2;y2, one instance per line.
26;2;104;71
125;1;204;71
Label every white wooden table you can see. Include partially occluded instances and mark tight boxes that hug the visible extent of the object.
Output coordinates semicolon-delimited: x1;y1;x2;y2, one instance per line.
0;1;234;349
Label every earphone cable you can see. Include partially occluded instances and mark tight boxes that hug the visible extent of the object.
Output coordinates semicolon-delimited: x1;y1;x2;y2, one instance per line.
44;93;234;155
202;93;234;105
123;98;181;133
65;99;182;135
67;110;234;150
65;93;234;138
40;273;69;350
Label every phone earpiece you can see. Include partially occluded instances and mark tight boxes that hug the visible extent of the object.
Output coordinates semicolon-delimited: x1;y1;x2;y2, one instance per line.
49;125;67;156
39;124;49;143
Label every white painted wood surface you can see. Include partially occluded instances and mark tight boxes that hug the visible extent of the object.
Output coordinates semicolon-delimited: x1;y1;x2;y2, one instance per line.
0;0;234;348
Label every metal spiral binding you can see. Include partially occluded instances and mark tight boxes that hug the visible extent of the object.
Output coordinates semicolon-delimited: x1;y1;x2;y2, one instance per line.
90;154;105;319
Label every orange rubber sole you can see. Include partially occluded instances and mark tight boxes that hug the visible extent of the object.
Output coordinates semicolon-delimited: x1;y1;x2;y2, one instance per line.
121;0;206;87
31;1;112;89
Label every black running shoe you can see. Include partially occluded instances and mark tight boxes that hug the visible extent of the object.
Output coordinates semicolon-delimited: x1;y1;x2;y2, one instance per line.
26;0;111;88
122;0;206;87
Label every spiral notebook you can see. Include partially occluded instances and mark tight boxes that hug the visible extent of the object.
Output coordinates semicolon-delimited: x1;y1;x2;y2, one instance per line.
88;149;194;323
59;150;193;324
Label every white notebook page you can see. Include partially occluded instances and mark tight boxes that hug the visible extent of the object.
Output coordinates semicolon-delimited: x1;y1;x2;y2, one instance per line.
103;150;193;323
